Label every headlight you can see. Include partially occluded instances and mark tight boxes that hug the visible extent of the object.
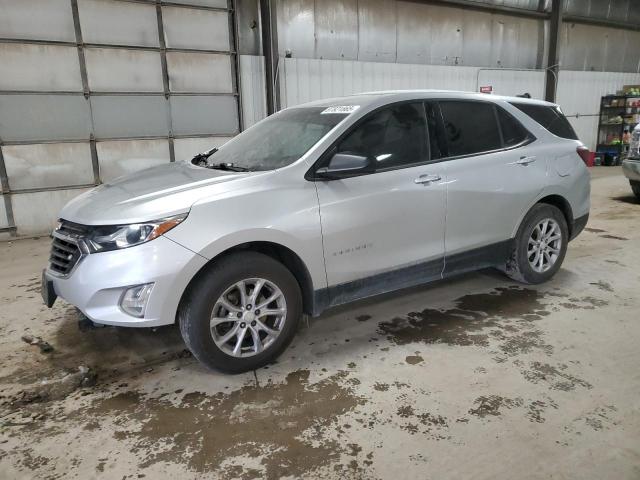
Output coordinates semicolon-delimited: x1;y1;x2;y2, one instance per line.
85;213;187;253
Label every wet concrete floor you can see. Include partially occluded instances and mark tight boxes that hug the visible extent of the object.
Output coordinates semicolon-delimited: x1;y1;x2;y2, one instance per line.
1;167;639;479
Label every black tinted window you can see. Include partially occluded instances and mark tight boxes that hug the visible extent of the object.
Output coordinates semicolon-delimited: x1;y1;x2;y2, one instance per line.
338;102;428;169
439;101;502;156
497;107;529;147
425;102;444;160
510;103;578;140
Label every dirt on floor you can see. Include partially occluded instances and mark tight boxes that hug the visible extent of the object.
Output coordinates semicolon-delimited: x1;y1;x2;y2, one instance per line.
1;167;639;479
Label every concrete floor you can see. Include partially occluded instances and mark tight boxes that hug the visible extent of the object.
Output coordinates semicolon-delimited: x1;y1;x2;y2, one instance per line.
1;167;639;479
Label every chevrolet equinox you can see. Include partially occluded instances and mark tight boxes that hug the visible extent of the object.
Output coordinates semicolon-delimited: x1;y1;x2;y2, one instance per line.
42;91;590;373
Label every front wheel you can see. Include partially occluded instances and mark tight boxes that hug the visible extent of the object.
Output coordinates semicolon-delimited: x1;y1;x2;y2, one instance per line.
179;252;302;373
504;203;568;284
631;180;640;200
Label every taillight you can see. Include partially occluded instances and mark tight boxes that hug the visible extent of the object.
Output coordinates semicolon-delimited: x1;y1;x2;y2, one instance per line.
576;146;591;166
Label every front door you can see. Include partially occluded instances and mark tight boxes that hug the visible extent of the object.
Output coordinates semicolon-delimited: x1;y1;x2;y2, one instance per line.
313;102;447;307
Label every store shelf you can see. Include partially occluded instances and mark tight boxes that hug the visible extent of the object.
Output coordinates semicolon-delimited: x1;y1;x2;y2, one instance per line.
597;93;639;163
601;122;639;127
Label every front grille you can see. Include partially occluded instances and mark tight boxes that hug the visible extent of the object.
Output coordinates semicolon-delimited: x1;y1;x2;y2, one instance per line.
49;221;88;276
57;221;90;237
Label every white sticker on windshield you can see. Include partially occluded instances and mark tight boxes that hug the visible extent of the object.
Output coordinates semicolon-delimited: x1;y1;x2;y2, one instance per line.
321;105;360;115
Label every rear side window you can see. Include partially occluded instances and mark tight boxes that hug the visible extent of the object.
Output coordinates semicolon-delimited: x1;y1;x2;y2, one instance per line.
510;103;578;140
439;101;502;156
496;107;529;147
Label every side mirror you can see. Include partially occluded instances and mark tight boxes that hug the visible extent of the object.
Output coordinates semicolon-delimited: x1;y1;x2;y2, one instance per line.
315;152;373;180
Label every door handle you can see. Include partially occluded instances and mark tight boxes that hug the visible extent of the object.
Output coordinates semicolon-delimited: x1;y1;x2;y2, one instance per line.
414;174;441;185
513;156;537;166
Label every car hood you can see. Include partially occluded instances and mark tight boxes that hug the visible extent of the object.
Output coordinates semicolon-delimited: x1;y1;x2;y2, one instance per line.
60;161;265;225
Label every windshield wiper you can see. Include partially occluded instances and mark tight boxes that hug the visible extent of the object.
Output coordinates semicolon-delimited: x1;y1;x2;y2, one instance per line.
206;162;251;172
191;147;218;166
191;148;250;171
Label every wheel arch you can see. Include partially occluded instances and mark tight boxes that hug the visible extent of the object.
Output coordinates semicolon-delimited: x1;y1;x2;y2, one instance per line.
179;240;316;318
536;194;574;236
513;193;574;240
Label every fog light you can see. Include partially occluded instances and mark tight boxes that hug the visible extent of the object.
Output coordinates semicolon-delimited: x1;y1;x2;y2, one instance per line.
120;283;154;318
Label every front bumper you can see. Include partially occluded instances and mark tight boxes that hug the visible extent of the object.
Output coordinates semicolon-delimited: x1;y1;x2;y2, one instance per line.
43;236;207;327
622;159;640;182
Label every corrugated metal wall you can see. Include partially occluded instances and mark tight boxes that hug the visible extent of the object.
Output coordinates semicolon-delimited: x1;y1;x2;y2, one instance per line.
276;0;547;68
0;0;241;237
240;55;267;127
275;0;640;73
564;0;640;25
560;22;640;73
279;58;545;104
275;0;640;151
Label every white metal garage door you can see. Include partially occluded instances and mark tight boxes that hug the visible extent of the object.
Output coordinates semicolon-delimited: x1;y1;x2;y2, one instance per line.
0;0;241;236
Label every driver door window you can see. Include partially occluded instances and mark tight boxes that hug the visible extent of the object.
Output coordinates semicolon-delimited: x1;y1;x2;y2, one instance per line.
337;102;429;170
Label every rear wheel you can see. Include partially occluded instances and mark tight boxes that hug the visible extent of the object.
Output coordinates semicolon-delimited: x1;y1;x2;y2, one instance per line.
504;203;568;284
179;252;302;373
631;180;640;200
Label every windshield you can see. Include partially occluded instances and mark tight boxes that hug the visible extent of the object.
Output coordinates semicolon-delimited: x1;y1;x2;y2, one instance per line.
205;107;351;171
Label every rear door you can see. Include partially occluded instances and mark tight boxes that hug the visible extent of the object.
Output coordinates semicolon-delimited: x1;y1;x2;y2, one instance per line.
438;100;548;273
314;101;447;307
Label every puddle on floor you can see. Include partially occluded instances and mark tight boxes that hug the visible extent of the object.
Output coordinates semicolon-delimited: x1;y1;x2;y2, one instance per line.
378;287;550;350
78;369;365;479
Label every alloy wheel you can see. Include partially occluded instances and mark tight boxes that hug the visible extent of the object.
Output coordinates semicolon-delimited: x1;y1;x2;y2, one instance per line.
210;278;287;358
527;218;562;273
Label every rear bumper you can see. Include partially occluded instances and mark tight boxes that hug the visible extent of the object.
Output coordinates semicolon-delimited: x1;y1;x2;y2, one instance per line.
570;213;589;241
43;236;207;327
622;159;640;182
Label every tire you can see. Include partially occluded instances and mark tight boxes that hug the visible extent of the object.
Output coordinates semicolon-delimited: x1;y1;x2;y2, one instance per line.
504;203;568;284
178;251;302;373
631;180;640;200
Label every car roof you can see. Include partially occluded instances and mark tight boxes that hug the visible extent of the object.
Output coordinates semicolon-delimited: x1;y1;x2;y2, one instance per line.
292;90;558;110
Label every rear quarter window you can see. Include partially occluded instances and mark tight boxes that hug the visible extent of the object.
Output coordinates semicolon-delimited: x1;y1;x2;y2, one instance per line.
496;107;530;147
510;102;578;140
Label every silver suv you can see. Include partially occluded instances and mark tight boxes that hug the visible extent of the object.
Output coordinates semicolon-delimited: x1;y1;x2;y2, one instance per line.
42;91;590;373
622;124;640;199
